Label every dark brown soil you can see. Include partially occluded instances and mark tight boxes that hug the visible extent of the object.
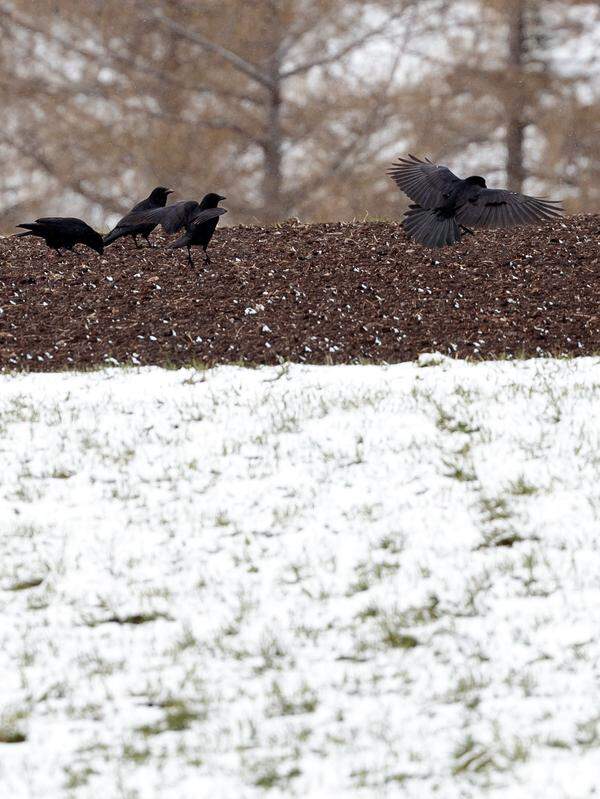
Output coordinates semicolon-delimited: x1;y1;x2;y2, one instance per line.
1;215;599;371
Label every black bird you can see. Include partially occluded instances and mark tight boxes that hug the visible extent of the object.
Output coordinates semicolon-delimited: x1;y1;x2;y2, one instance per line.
388;155;563;248
16;217;104;255
126;193;227;266
103;186;173;248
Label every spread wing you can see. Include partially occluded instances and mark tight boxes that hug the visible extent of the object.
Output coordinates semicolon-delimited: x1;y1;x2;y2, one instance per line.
388;154;462;209
106;209;149;232
167;208;227;249
188;207;227;229
126;201;200;234
455;189;563;229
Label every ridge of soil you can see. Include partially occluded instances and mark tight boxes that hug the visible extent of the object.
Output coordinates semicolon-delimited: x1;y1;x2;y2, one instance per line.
1;215;599;371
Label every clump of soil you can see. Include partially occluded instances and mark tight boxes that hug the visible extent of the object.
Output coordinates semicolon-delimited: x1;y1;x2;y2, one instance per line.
1;215;598;371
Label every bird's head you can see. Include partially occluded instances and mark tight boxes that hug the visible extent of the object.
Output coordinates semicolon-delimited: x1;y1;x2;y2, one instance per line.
199;193;226;209
150;186;174;203
465;176;487;188
90;232;104;255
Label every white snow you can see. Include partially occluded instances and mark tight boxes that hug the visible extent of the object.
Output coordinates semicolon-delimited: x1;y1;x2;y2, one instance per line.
1;357;600;797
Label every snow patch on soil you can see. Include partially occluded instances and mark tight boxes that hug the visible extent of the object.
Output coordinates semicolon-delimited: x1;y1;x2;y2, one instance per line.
1;357;599;797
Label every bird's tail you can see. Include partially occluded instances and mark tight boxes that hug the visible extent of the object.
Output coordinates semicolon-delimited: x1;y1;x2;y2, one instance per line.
403;205;461;248
102;229;122;246
166;234;189;250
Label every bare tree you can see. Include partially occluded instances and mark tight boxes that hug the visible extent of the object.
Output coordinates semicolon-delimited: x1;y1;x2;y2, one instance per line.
0;0;425;226
506;0;527;191
399;0;600;209
0;0;597;228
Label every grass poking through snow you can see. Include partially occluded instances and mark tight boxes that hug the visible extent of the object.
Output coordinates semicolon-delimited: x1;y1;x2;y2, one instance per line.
1;356;600;797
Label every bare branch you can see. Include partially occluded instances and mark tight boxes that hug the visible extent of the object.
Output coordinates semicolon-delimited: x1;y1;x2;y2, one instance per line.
0;3;195;94
0;133;124;214
281;9;408;78
149;7;275;90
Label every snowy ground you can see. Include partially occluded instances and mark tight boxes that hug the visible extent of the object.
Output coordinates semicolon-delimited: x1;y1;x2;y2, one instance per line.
1;356;600;798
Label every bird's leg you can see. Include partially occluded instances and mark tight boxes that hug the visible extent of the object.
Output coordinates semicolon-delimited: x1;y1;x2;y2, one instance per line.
143;234;155;248
132;234;141;249
187;246;194;268
459;224;474;236
204;249;211;265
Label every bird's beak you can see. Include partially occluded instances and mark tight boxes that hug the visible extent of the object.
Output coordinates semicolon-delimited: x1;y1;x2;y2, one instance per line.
219;195;226;201
166;189;174;195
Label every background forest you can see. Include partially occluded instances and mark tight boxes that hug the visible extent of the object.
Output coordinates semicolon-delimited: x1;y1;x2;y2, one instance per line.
0;0;598;229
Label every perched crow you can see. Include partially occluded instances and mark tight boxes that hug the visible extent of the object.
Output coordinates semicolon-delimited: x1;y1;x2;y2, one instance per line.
103;186;173;248
126;193;227;266
16;217;104;255
388;155;563;248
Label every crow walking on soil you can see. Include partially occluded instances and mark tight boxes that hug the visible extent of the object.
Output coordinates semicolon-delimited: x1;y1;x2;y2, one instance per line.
125;192;227;266
103;186;173;248
388;155;563;248
15;217;104;255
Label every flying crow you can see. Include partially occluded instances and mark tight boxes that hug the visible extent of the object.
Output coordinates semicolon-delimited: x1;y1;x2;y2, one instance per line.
103;186;173;248
388;155;563;248
16;217;104;255
126;192;227;266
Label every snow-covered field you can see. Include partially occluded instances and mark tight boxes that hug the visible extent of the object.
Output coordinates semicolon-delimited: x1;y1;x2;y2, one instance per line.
1;356;600;798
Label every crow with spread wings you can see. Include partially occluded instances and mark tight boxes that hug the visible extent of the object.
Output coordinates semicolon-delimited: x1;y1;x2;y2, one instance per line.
124;192;227;266
388;155;563;248
103;186;173;249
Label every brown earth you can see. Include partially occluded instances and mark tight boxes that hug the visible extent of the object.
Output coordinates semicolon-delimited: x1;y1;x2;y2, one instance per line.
0;215;599;371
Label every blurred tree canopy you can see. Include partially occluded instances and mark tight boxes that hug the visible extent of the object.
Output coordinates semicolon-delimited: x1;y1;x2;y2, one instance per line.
0;0;598;229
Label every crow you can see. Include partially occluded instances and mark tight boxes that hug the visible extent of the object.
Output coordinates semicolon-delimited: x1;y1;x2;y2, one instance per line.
103;186;173;248
388;155;563;248
15;217;104;255
125;192;227;266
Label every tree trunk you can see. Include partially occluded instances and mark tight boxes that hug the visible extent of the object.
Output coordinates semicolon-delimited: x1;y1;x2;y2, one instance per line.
506;0;527;192
261;80;284;222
